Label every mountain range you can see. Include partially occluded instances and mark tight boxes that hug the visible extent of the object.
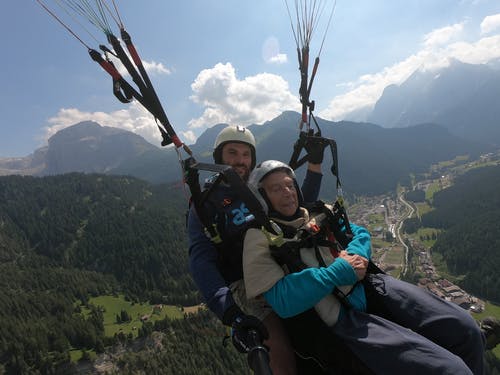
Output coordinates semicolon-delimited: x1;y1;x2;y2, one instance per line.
0;121;175;182
0;115;491;197
367;59;500;145
1;60;498;196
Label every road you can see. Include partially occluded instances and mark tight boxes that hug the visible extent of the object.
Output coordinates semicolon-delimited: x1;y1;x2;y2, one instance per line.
396;190;415;276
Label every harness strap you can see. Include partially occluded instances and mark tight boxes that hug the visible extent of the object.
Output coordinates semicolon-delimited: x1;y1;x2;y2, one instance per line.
288;127;342;191
266;200;356;308
332;285;356;310
184;158;222;243
184;158;279;246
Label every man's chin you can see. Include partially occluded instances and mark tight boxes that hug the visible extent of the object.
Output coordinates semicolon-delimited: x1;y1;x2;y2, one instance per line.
236;169;249;181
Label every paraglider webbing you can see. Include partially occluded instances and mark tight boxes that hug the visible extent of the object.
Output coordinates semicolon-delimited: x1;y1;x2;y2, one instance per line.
286;0;336;131
299;46;310;125
102;30;181;148
36;0;185;150
88;47;170;138
115;27;180;147
286;1;346;197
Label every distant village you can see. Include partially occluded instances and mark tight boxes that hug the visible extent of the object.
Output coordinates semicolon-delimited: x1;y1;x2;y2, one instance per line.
354;193;486;314
413;240;485;313
410;151;500;314
348;153;500;316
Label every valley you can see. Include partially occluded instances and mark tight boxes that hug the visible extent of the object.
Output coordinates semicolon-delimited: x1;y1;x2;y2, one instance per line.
349;150;500;322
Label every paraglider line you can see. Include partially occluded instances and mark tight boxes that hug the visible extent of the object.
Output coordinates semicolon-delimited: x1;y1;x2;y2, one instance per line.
36;0;92;49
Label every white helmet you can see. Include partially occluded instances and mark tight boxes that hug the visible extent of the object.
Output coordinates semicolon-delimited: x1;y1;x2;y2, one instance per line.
247;160;303;214
213;125;256;169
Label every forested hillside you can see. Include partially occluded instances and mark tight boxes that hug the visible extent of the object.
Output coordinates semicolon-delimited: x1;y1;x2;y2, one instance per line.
421;165;500;302
0;173;195;304
0;173;202;373
115;310;249;374
2;166;499;373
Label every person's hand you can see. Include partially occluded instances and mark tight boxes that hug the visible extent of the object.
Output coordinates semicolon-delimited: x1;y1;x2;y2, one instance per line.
231;314;269;353
304;136;328;164
339;250;368;280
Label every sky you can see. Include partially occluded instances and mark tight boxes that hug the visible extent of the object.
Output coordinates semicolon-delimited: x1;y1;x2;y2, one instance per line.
1;1;500;157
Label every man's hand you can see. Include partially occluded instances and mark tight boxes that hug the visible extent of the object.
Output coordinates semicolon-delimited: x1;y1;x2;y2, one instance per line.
304;136;328;164
339;250;369;280
231;314;269;353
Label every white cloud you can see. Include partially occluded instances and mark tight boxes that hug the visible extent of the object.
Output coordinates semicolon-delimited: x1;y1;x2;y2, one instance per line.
181;130;196;143
43;102;164;146
143;60;171;75
423;23;465;49
444;35;500;64
110;54;171;77
319;52;429;120
269;53;288;64
320;20;500;121
262;36;287;64
481;13;500;35
188;62;300;129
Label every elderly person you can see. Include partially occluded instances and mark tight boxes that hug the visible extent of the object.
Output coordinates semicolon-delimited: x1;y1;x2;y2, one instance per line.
242;160;485;375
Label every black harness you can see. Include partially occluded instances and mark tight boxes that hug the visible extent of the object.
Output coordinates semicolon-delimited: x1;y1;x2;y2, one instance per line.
184;157;279;282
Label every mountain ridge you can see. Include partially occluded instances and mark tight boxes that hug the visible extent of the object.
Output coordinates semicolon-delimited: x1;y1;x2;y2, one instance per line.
368;59;500;145
0;115;492;197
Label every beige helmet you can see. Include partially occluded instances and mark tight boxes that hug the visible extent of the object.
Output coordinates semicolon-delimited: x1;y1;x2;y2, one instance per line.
213;125;256;169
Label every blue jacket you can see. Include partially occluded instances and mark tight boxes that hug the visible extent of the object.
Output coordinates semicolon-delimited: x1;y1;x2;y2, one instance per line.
187;169;322;322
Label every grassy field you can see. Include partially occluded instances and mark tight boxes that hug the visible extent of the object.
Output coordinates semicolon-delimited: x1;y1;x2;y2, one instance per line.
386;266;402;278
70;295;195;362
430;252;466;284
472;301;500;358
384;246;404;278
433;155;470;170
371;238;390;249
425;181;442;201
183;304;206;315
69;348;97;363
415;202;433;218
430;250;500;356
367;212;385;225
415;227;440;248
82;295;184;338
474;301;500;321
384;246;404;264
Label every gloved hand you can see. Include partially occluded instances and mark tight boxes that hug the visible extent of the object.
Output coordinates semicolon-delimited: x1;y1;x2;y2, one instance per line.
304;136;328;164
231;314;269;353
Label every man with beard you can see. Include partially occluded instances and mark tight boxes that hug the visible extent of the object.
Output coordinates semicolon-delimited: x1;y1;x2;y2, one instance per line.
187;125;324;375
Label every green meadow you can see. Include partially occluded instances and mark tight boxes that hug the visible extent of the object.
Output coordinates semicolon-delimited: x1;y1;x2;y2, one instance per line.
70;295;189;362
82;295;184;338
472;301;500;358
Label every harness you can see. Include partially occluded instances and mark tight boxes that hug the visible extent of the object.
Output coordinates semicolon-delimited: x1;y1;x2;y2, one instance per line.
263;200;358;309
184;157;277;282
261;200;382;374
